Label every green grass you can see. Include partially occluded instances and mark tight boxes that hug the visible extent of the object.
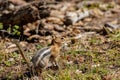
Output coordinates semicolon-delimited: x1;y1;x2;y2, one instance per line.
41;30;120;80
0;30;120;79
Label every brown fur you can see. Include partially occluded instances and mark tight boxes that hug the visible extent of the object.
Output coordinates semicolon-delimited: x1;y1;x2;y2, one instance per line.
49;36;62;66
50;43;61;58
50;36;62;57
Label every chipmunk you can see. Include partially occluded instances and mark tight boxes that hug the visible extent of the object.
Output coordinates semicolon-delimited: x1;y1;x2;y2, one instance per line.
31;36;62;71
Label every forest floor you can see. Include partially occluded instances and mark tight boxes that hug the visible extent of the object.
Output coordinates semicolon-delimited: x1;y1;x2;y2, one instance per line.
0;0;120;80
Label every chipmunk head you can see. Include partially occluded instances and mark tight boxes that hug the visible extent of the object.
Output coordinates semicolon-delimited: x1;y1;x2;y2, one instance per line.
51;35;63;46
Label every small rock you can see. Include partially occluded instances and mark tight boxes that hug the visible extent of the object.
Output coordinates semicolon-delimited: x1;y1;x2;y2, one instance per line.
27;35;40;41
60;3;72;11
54;25;64;32
44;24;54;30
7;44;16;49
84;18;92;22
46;17;63;24
24;28;31;36
91;8;104;18
19;41;28;47
9;0;27;5
8;58;14;62
66;61;73;65
3;10;10;14
50;10;64;19
91;64;100;68
9;4;15;10
75;69;82;74
74;21;84;26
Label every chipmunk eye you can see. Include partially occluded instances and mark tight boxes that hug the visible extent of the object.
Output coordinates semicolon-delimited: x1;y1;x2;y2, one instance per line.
61;37;64;40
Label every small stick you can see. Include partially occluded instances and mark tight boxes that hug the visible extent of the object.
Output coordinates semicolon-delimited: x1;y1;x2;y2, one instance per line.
11;39;30;68
74;50;106;54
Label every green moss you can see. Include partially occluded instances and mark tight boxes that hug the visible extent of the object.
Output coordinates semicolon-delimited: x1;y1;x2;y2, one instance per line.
0;23;3;29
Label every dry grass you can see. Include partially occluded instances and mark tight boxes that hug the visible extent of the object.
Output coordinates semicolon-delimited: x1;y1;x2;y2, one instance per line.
0;30;120;80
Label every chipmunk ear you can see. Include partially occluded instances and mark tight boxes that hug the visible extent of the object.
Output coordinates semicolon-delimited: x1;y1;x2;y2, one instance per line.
51;35;62;45
51;35;56;45
52;35;58;39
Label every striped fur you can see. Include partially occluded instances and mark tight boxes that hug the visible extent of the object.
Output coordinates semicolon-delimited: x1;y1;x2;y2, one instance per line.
31;47;52;68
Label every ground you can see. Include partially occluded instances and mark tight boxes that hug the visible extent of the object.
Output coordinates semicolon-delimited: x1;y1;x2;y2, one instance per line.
0;0;120;80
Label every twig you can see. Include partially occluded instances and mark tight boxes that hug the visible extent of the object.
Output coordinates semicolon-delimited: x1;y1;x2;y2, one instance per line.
75;49;106;54
11;39;31;68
